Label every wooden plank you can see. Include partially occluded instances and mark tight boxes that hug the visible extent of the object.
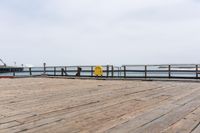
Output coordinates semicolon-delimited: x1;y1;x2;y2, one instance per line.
0;121;21;130
191;123;200;133
104;86;200;133
161;107;200;133
129;98;200;133
19;84;195;132
0;78;200;133
103;103;179;133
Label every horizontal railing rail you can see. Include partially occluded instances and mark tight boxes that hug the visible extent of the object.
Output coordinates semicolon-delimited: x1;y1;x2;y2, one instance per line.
1;64;200;79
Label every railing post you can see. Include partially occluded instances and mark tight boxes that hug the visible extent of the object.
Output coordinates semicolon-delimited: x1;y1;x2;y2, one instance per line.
118;67;120;77
124;66;126;78
65;67;67;73
65;67;68;76
111;65;114;78
91;66;93;77
43;63;46;74
145;65;147;78
29;67;32;76
61;68;64;76
196;65;198;79
54;67;56;76
106;65;109;78
168;65;171;78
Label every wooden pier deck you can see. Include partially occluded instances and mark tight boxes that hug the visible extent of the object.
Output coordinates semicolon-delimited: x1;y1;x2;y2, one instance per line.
0;78;200;133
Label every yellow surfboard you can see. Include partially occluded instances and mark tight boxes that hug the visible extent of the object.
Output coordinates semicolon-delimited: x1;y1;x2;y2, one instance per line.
94;66;103;76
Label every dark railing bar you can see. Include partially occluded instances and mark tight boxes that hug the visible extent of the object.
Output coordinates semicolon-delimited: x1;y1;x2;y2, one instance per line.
124;66;126;78
3;64;200;79
196;65;198;79
169;65;171;78
43;63;46;74
17;69;200;74
29;68;32;76
111;65;114;77
123;64;200;67
91;66;93;77
145;65;147;78
54;67;56;76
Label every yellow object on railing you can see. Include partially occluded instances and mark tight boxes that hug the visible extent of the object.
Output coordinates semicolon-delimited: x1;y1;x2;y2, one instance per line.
94;66;103;76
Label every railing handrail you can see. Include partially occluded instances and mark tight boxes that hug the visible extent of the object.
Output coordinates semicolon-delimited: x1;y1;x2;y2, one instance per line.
1;64;200;79
122;64;200;67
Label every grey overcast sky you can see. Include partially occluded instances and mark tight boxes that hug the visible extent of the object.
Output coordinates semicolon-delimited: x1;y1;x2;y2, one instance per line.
0;0;200;66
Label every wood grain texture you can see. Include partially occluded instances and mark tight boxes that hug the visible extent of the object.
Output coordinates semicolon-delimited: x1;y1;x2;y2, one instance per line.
0;78;200;133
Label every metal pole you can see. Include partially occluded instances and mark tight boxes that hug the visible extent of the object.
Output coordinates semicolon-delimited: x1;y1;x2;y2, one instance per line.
145;65;147;78
61;68;64;76
91;66;93;77
29;68;32;76
196;65;198;79
124;66;126;78
54;67;56;76
111;66;114;78
43;63;46;74
65;67;67;76
106;65;109;78
118;67;120;77
169;65;171;78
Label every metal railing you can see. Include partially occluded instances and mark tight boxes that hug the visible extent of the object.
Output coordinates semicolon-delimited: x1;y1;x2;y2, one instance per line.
1;64;200;79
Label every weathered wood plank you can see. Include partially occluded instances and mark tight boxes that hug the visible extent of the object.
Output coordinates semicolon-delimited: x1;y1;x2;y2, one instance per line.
0;78;200;133
161;107;200;133
129;98;200;133
191;123;200;133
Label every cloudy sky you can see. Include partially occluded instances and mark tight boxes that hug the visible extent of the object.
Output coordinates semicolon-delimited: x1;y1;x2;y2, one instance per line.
0;0;200;66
